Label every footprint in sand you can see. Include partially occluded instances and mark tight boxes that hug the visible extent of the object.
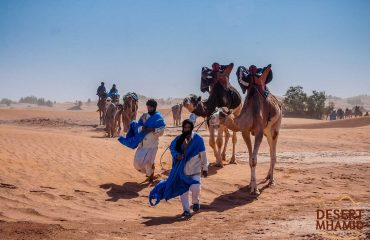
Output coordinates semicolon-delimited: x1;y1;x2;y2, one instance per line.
29;190;46;193
40;186;56;190
59;194;75;200
74;189;90;194
0;182;17;189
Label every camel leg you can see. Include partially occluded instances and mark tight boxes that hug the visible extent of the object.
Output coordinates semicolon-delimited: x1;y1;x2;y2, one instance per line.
229;104;241;164
216;126;224;165
265;131;278;185
221;128;230;161
229;131;237;164
99;110;102;125
108;119;112;137
250;130;263;195
103;110;106;125
110;119;115;138
116;115;122;136
123;116;128;133
113;116;117;137
123;119;127;132
105;119;110;137
241;131;253;187
121;112;125;133
209;126;223;167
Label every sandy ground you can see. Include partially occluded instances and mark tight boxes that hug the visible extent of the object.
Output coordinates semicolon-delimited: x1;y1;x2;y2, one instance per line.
0;106;369;240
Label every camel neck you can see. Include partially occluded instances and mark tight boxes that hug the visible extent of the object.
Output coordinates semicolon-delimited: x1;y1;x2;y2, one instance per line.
193;102;207;117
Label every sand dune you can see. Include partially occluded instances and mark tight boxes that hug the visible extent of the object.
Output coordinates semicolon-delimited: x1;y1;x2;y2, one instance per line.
283;116;370;129
0;108;369;239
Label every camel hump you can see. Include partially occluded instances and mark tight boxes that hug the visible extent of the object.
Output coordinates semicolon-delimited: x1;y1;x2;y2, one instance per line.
228;86;242;109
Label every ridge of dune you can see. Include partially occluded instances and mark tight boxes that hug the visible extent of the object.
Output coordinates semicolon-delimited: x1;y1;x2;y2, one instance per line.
283;116;370;129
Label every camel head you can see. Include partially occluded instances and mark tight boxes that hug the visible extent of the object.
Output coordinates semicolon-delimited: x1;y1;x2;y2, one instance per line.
209;107;231;126
183;94;201;113
123;94;134;110
116;103;124;112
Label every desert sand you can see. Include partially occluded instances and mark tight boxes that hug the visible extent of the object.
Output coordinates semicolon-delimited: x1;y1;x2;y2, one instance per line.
0;105;369;240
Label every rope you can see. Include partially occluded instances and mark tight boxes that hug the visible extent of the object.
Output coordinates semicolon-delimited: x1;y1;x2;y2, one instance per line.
159;119;207;171
165;120;205;130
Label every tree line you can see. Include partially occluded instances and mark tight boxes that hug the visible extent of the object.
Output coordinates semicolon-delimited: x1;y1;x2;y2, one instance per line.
283;86;327;119
0;96;54;107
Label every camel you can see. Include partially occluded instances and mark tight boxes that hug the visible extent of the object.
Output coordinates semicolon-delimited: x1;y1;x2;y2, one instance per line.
105;100;117;138
122;93;139;132
353;106;363;117
97;94;107;125
344;108;353;118
323;107;333;120
209;65;282;194
183;63;242;167
183;94;241;167
337;108;344;120
171;103;183;126
114;104;124;136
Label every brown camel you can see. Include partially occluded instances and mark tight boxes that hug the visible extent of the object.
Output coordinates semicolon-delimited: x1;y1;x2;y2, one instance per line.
345;108;353;118
114;104;124;136
353;106;363;117
122;93;139;132
183;95;241;167
210;65;282;194
105;100;117;138
337;108;344;119
183;94;242;167
171;103;183;126
97;94;107;125
183;63;242;167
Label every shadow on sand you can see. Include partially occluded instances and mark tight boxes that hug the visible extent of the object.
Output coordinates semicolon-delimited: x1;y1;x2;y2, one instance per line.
141;182;271;226
141;215;190;226
99;182;149;201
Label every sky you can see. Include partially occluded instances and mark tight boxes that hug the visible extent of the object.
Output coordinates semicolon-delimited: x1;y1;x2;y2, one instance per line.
0;0;369;102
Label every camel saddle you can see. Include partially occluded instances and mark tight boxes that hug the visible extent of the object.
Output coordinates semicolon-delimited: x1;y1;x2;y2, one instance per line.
200;65;230;93
236;65;273;95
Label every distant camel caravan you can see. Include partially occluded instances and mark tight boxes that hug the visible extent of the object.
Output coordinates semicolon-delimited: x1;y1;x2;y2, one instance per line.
97;92;139;137
328;106;364;121
353;106;363;117
210;65;282;195
171;103;183;126
183;63;242;167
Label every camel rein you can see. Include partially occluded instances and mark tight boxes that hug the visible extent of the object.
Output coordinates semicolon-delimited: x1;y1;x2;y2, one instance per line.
159;119;206;171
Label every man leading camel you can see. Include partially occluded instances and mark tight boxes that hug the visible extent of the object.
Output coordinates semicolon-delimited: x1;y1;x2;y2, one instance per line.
118;99;166;183
149;119;208;218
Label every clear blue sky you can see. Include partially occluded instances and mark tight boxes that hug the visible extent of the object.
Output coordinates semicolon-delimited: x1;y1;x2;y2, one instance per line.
0;0;369;102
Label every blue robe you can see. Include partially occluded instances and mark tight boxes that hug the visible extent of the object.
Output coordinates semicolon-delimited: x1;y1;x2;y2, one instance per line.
108;88;120;98
118;112;166;149
149;132;205;206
